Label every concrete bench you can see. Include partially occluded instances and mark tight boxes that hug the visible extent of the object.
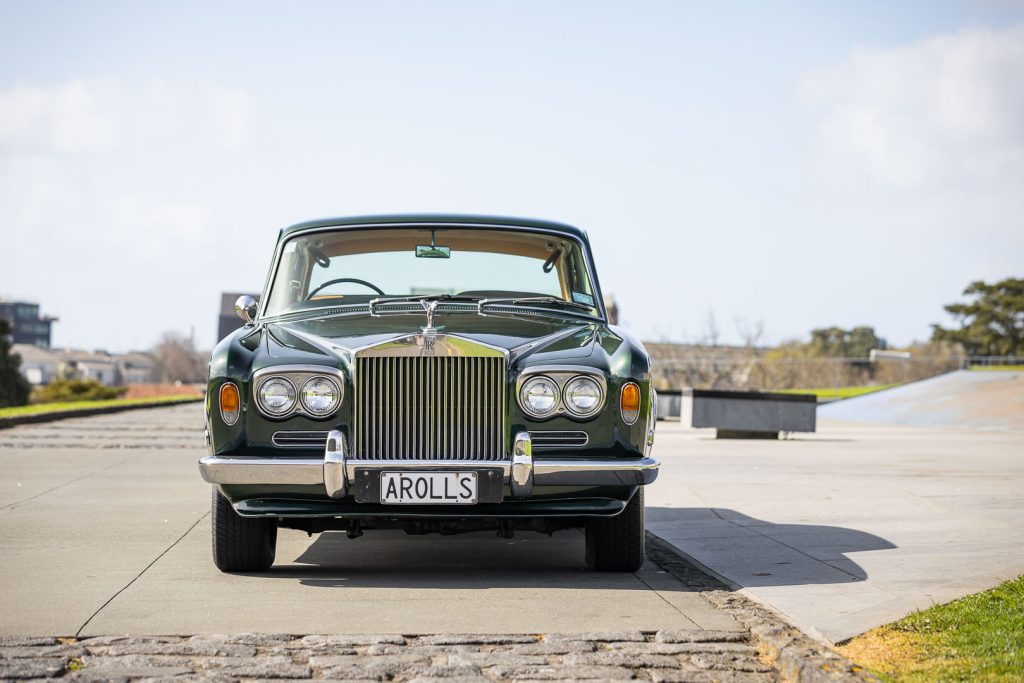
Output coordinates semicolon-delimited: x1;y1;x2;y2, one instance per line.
656;390;682;421
681;388;816;438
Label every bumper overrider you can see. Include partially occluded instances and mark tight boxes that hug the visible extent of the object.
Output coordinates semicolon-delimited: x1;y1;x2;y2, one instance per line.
199;430;659;500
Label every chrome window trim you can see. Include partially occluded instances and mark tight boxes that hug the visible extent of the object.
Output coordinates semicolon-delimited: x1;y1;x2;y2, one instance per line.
515;366;608;421
252;365;345;420
256;222;607;323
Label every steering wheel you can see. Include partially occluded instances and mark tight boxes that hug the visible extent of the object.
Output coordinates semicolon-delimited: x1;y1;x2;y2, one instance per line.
306;278;385;299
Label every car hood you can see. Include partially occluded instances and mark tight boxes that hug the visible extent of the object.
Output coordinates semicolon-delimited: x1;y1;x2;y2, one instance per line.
253;310;605;371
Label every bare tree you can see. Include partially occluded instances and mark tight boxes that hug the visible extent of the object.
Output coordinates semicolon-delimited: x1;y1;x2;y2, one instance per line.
151;331;206;383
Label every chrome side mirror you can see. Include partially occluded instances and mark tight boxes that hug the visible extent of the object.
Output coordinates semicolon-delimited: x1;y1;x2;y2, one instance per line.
234;295;258;324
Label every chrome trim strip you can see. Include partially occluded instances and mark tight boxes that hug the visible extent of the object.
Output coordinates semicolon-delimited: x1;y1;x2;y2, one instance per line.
271;430;330;448
529;430;589;448
198;455;659;488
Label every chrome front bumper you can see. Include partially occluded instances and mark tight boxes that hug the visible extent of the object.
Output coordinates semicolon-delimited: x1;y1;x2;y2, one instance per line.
199;430;659;500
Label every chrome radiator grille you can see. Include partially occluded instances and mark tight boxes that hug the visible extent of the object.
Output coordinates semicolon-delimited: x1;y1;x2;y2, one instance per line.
355;356;507;460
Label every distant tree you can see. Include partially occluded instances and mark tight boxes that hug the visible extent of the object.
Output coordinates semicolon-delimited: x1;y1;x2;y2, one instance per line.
0;319;31;407
807;326;887;358
151;331;206;383
931;277;1024;356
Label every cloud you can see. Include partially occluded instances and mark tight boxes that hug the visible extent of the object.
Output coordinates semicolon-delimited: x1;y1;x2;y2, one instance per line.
803;24;1024;190
0;79;256;155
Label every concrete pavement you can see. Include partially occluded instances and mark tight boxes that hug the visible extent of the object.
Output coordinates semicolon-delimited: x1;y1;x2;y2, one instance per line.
0;405;738;637
5;393;1021;648
645;416;1024;643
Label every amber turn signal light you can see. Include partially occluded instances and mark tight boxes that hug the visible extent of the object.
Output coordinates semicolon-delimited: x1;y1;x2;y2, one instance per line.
620;382;641;425
220;382;240;426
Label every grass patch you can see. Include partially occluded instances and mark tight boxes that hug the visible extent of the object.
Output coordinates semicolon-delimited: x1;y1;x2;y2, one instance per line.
0;394;201;419
838;575;1024;682
773;384;900;400
969;365;1024;372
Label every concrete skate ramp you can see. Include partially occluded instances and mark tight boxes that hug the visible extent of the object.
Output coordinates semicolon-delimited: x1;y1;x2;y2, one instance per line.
819;370;1024;430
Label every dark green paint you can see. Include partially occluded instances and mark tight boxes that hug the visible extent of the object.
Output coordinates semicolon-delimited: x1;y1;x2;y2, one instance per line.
208;216;653;516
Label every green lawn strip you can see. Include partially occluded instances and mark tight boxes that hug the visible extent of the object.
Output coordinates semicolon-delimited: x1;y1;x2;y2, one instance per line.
0;394;202;419
840;576;1024;682
772;384;900;400
969;364;1024;372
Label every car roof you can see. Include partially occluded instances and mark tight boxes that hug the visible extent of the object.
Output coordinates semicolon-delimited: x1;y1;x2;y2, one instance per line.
279;214;589;242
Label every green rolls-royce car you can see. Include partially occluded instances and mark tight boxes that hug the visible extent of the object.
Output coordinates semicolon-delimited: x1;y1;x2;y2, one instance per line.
199;215;658;573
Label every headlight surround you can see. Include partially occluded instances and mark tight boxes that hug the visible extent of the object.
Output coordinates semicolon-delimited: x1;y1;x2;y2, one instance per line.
300;376;342;416
519;376;560;418
563;376;604;417
257;377;296;416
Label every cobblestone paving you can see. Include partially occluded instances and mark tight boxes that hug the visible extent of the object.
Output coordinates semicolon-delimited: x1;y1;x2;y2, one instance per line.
0;631;778;682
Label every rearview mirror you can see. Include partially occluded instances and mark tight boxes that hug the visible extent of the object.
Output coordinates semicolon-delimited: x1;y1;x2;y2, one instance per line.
416;245;451;258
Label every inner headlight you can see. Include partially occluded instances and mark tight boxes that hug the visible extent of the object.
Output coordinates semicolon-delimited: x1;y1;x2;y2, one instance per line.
519;376;559;418
258;377;296;416
564;376;603;417
300;376;341;416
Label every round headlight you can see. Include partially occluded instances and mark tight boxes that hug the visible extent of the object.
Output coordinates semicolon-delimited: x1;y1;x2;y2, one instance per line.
519;376;559;418
564;376;603;417
258;377;296;416
301;376;341;416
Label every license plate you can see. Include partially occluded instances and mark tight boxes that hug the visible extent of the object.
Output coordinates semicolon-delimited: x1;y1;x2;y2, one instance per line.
380;472;478;505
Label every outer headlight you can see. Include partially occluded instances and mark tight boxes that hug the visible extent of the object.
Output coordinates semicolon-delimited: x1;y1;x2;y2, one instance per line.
519;376;559;418
300;376;342;416
258;377;296;416
564;376;604;418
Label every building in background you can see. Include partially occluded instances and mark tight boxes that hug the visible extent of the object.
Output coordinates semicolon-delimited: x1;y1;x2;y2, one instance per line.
0;299;57;349
11;345;157;386
218;292;257;342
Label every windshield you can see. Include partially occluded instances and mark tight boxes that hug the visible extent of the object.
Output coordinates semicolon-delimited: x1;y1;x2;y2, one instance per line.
263;227;600;318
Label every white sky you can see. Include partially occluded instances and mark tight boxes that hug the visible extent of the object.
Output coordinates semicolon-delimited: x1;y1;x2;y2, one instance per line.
1;1;1022;351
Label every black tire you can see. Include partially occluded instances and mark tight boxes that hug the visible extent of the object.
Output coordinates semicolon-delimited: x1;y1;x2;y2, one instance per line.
585;487;645;572
211;488;277;572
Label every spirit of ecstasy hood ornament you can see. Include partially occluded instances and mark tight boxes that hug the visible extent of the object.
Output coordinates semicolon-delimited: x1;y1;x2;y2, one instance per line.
421;299;440;354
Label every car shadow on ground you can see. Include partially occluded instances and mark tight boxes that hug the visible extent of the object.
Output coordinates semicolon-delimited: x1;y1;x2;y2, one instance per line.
272;529;650;589
647;507;896;587
246;508;894;590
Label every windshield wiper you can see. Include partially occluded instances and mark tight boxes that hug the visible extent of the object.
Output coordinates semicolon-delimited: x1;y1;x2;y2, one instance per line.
368;293;482;315
477;296;597;314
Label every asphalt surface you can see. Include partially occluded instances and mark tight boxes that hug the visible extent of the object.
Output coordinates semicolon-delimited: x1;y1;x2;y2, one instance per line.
0;405;738;637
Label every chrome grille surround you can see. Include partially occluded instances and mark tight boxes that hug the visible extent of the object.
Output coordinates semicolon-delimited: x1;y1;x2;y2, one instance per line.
354;333;508;461
529;430;589;448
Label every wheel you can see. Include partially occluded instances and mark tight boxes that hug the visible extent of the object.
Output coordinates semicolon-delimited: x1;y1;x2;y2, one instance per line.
585;487;645;572
211;488;277;572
